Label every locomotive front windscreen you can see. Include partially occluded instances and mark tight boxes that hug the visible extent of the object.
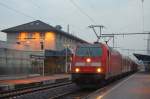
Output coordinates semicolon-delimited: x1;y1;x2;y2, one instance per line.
76;46;102;57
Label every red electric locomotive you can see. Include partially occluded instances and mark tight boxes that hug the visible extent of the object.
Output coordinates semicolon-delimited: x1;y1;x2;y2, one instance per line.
71;42;138;85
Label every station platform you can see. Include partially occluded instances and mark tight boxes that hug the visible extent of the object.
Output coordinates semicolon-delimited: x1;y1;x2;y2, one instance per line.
98;72;150;99
0;74;70;91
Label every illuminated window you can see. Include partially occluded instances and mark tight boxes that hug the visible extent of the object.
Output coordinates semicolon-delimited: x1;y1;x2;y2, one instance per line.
19;32;27;41
40;33;44;39
45;32;56;49
33;32;40;39
28;32;33;39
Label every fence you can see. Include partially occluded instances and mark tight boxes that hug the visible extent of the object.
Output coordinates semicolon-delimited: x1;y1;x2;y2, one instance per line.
0;48;43;76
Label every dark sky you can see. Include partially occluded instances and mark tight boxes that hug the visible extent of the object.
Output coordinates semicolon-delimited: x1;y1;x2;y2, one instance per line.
0;0;149;56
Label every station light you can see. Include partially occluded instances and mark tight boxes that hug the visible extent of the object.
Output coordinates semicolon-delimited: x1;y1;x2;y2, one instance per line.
97;68;101;73
75;68;80;73
86;58;91;63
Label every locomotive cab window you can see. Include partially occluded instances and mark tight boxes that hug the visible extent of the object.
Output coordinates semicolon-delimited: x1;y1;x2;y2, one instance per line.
76;46;102;57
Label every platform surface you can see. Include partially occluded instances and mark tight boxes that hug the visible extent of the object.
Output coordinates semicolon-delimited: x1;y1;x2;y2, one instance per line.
99;72;150;99
0;74;70;90
0;74;70;84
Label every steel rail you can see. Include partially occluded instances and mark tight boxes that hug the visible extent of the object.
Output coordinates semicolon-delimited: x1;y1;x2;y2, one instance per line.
0;81;73;99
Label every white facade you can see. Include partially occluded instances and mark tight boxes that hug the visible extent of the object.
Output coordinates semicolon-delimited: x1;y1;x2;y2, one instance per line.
6;31;82;51
2;20;86;51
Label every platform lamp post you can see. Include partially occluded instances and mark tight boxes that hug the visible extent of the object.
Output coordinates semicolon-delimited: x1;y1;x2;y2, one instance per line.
40;39;45;76
64;44;70;73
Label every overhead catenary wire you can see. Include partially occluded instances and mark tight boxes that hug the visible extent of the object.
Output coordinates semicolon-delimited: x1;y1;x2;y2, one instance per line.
0;2;36;20
101;32;150;36
69;0;96;24
0;0;78;35
26;0;87;35
29;0;41;9
115;47;149;52
25;0;47;22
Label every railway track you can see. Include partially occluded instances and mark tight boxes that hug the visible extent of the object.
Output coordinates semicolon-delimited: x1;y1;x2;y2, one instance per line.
0;81;79;99
55;74;133;99
0;74;134;99
55;88;96;99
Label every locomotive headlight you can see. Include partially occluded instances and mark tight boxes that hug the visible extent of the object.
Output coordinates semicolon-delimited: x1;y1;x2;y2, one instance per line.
75;68;80;73
97;68;101;73
86;58;91;63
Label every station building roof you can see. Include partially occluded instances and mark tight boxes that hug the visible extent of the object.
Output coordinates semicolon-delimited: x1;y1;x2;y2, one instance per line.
45;48;72;57
1;20;87;43
134;53;150;62
1;20;55;33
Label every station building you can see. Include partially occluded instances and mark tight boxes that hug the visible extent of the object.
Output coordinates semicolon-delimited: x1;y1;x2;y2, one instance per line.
2;20;86;51
0;40;6;48
1;20;87;75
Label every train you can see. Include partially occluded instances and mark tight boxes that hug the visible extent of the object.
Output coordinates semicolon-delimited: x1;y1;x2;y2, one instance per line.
71;42;138;86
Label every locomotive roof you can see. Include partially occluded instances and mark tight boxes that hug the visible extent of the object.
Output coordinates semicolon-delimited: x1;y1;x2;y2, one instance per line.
108;46;122;55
